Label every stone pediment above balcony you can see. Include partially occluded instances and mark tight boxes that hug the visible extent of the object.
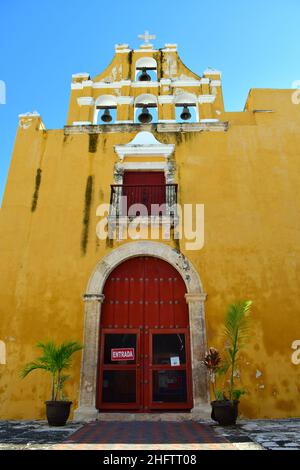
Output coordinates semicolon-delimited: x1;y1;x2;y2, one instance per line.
114;132;175;161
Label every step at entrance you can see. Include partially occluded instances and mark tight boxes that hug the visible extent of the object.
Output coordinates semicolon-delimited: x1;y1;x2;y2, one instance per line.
97;409;211;422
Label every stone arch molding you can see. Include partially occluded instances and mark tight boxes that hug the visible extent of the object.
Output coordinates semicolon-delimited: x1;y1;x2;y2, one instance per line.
74;241;209;421
87;241;204;297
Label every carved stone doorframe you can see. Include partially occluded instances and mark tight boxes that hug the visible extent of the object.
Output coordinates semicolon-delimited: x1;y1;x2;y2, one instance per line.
74;241;210;421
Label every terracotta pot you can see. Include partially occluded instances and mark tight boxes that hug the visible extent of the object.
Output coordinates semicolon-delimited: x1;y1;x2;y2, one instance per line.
211;400;239;426
45;401;72;427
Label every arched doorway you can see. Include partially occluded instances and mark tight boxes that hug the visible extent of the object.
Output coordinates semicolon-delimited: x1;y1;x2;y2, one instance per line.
97;256;193;412
74;242;209;421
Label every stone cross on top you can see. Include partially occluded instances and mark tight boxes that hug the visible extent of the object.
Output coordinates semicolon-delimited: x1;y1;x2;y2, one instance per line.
138;30;156;47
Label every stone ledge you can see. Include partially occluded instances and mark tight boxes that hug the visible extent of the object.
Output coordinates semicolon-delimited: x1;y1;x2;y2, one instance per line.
96;406;211;422
73;405;211;423
64;121;229;135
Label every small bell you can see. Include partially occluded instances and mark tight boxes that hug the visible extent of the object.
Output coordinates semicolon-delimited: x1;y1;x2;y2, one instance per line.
101;109;113;123
138;106;153;124
180;105;192;121
139;68;151;82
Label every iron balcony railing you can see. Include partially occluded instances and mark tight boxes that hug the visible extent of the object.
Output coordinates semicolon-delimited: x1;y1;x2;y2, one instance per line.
110;184;178;219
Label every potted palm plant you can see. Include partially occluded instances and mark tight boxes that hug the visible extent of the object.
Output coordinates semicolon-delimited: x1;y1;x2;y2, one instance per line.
204;300;252;426
21;341;82;426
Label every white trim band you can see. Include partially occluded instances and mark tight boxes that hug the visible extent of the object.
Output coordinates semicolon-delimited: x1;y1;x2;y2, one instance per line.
72;121;92;126
204;68;222;76
93;80;131;89
198;95;216;104
131;82;159;88
19;111;40;118
158;95;174;104
77;97;95;107
116;162;167;171
210;80;221;87
117;96;134;105
72;73;90;79
114;131;175;160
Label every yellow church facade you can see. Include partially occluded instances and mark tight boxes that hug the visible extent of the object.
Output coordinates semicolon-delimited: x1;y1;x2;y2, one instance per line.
0;36;300;420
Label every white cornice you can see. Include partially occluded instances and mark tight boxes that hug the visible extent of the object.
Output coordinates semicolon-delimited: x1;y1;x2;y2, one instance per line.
115;144;175;160
115;49;132;54
134;49;159;53
115;146;174;159
72;72;90;79
77;97;95;107
117;96;134;105
172;80;202;87
72;94;215;107
71;78;216;91
201;78;210;85
161;44;178;52
131;81;159;88
82;80;94;88
71;82;83;90
72;121;92;126
114;131;175;160
158;95;174;104
115;44;131;53
116;162;167;171
204;68;222;77
19;111;40;118
198;95;216;104
93;80;131;89
160;79;172;86
210;80;222;87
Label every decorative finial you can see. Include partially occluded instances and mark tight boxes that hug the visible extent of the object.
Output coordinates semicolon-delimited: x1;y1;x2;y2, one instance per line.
138;30;156;47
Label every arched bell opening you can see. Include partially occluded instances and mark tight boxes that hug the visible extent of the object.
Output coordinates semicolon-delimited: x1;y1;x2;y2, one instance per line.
134;94;158;124
96;106;117;124
174;93;199;123
135;57;158;82
94;95;118;125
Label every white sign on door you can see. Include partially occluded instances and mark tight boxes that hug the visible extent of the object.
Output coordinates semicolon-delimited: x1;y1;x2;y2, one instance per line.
170;356;180;367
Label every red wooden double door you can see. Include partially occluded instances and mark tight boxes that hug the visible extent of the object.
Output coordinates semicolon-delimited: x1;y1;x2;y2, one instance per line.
97;257;193;412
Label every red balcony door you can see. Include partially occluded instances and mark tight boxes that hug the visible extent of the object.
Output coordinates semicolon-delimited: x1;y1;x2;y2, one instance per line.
123;171;166;216
97;257;193;412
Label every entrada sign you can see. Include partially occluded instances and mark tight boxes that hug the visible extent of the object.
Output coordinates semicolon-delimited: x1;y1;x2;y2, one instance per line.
111;348;135;362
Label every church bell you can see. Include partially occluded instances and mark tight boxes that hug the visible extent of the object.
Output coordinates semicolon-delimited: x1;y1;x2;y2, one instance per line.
139;68;151;82
180;105;192;121
101;109;113;123
138;106;153;124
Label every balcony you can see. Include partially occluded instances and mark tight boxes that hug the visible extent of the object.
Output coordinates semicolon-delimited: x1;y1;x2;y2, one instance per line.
108;184;178;235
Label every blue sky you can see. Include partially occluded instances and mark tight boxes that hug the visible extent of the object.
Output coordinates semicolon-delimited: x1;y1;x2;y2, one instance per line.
1;0;300;202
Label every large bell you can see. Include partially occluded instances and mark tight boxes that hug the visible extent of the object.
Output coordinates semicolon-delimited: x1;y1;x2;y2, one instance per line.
180;105;192;121
138;106;153;124
139;68;151;82
101;109;112;123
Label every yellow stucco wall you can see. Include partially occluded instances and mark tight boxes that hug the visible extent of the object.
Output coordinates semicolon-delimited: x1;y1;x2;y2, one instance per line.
0;44;300;420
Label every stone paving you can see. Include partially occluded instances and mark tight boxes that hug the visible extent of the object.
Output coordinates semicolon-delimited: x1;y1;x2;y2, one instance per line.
0;419;299;450
0;420;83;450
218;419;300;451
